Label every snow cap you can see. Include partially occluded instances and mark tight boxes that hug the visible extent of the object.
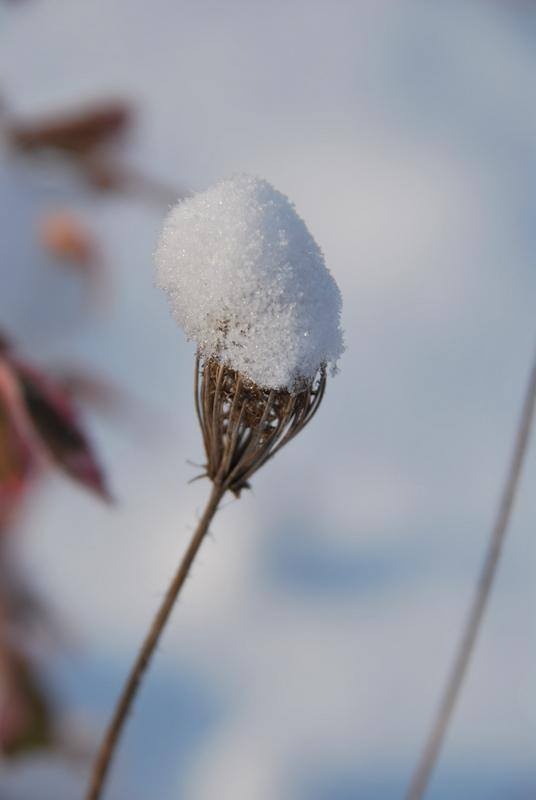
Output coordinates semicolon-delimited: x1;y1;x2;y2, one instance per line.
155;174;344;390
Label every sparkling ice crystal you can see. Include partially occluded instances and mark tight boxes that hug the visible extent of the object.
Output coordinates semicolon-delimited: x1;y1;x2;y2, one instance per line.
155;174;343;390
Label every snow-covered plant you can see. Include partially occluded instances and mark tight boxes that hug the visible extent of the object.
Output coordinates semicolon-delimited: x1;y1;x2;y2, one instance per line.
156;174;343;389
86;175;343;800
156;174;344;493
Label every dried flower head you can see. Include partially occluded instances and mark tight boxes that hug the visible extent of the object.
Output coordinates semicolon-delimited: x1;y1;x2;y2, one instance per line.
194;356;326;495
88;177;344;800
155;174;343;491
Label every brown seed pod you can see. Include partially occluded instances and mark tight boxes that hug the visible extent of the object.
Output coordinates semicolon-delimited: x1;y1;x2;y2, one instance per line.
195;355;326;496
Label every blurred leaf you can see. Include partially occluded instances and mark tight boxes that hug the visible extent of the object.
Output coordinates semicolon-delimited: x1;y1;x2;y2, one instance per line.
36;210;111;311
0;649;53;758
7;100;130;157
0;331;10;354
0;342;111;503
13;361;112;502
38;210;95;266
0;402;32;533
0;356;35;533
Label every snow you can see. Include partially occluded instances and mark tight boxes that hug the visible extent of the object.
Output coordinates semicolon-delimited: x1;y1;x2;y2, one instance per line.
154;174;344;390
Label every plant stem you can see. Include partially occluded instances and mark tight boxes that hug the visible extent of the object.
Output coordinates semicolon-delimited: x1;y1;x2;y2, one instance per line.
85;482;226;800
405;347;536;800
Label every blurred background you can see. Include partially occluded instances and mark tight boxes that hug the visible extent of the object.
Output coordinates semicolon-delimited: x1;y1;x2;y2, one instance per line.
0;1;535;798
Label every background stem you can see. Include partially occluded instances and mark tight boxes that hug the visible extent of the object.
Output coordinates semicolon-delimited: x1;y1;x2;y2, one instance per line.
85;482;226;800
405;347;536;800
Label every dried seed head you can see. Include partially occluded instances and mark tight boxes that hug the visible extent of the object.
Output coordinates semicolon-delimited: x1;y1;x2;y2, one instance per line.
154;175;342;492
195;355;326;496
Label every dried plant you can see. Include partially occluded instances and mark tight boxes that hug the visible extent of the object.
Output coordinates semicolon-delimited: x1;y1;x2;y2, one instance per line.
195;355;326;496
85;175;343;799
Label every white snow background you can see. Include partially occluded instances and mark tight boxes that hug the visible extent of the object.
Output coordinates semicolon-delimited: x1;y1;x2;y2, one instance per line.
0;1;535;799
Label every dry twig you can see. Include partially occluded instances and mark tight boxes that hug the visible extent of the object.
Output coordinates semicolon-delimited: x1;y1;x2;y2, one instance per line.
405;346;536;800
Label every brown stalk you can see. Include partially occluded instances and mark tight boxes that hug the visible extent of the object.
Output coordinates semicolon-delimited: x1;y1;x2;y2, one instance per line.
405;346;536;800
85;354;326;800
85;481;224;800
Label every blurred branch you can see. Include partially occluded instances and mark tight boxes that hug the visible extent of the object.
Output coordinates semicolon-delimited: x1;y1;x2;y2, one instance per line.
7;102;130;155
80;155;184;208
405;344;536;800
5;99;188;208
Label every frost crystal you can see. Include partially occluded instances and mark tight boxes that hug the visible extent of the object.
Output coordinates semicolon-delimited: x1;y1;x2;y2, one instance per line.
154;174;344;390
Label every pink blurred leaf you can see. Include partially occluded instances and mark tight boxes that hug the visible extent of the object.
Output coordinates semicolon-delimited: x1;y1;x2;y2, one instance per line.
0;358;39;532
12;360;112;502
0;343;111;504
0;407;32;532
0;649;54;758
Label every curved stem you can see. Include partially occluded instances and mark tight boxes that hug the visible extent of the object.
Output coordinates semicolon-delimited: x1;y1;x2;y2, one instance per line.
85;482;226;800
405;347;536;800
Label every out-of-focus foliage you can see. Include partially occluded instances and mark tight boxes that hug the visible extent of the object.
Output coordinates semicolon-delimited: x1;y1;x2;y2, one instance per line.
0;338;111;761
0;92;139;770
4;98;134;196
0;395;31;533
4;98;180;205
0;644;53;758
38;211;95;268
0;336;111;517
7;102;130;157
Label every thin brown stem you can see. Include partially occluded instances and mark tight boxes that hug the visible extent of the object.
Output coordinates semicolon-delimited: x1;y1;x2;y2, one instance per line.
84;482;226;800
405;346;536;800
